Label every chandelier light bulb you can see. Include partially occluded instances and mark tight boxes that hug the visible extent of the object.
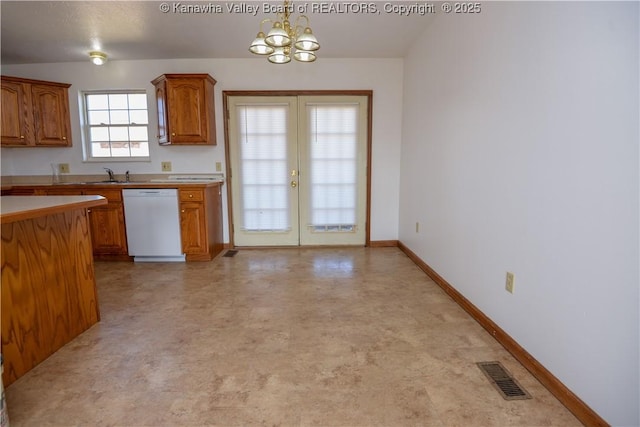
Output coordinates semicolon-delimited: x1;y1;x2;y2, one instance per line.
293;50;316;63
268;47;291;64
249;32;274;55
265;22;290;47
294;28;320;51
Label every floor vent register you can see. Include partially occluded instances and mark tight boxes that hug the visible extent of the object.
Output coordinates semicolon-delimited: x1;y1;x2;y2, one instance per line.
477;361;532;401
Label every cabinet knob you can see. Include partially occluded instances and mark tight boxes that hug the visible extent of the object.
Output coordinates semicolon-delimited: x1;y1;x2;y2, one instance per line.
181;209;185;213
20;135;25;139
62;136;67;140
171;132;176;136
189;194;193;198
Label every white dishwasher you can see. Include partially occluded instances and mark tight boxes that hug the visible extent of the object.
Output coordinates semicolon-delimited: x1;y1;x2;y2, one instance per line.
122;188;185;262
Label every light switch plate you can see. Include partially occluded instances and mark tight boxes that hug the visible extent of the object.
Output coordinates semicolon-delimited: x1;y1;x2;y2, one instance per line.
161;161;172;172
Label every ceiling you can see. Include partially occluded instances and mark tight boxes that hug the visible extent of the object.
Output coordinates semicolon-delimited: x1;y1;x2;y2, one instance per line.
1;1;435;65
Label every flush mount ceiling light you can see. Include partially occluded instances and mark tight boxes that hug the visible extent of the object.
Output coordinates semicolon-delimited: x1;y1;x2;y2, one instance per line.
249;0;320;64
89;51;107;65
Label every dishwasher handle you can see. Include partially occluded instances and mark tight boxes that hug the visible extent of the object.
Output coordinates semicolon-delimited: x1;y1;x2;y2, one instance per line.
123;189;178;197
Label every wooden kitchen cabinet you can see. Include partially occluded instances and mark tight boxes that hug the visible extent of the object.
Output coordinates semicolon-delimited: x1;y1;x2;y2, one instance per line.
180;201;207;254
151;74;216;145
179;185;223;261
1;76;72;147
1;79;31;146
86;189;129;258
31;83;72;146
37;187;129;258
7;182;223;262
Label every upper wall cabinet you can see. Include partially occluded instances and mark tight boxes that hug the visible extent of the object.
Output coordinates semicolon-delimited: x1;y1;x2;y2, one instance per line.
151;74;217;146
1;76;72;147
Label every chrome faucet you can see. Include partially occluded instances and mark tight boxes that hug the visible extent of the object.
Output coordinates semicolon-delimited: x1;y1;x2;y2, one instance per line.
104;167;116;182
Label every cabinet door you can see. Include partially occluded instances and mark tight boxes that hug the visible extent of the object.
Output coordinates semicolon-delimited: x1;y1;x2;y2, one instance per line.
87;189;127;255
180;202;207;254
167;78;209;144
1;81;31;146
154;79;169;145
31;84;71;146
88;204;128;255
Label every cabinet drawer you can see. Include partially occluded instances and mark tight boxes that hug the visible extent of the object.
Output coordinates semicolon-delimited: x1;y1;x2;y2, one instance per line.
86;188;122;202
41;188;83;196
179;189;204;202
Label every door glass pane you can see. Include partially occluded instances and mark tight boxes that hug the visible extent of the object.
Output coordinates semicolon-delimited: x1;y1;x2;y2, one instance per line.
307;104;358;232
237;105;290;231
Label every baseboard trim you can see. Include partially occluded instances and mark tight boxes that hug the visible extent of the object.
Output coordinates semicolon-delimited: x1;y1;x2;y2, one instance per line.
397;241;609;427
369;240;399;247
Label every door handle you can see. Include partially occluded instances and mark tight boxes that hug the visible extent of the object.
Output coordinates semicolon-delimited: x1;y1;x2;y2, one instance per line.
291;180;297;188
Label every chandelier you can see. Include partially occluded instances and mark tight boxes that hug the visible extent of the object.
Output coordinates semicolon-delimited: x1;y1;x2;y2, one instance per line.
249;0;320;64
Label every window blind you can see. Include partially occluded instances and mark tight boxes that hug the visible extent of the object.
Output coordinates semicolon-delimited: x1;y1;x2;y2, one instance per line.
307;104;358;232
237;104;290;231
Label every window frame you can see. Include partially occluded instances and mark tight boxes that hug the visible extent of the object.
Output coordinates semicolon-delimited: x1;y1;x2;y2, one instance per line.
80;89;151;162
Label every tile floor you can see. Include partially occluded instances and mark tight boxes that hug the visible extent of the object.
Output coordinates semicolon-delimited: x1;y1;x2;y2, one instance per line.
5;247;582;426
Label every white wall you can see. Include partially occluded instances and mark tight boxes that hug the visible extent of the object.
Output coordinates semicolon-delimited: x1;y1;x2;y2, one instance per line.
399;2;639;425
0;58;403;243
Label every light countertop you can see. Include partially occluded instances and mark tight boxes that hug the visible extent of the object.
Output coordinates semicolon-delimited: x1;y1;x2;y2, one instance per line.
1;195;107;224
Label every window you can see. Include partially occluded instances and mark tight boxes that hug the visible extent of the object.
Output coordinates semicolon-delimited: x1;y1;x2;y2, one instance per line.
82;91;150;160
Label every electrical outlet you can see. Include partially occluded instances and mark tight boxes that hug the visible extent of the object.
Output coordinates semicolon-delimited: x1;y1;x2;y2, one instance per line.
505;272;515;294
58;163;70;174
215;162;222;172
161;161;172;172
415;222;420;233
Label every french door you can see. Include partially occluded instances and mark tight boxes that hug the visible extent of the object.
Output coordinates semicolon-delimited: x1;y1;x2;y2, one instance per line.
227;94;368;246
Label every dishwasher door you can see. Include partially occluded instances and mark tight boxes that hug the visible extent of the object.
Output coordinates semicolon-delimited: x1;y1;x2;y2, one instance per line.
122;188;185;262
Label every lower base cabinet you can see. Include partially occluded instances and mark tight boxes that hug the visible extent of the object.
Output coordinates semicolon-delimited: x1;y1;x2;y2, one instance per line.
38;187;129;259
11;183;224;261
179;185;224;261
87;191;128;258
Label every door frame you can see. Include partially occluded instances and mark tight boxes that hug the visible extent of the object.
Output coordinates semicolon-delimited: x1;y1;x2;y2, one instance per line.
223;90;373;248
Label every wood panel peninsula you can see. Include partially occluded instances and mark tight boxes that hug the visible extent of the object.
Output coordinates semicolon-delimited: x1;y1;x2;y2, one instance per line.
1;195;107;386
